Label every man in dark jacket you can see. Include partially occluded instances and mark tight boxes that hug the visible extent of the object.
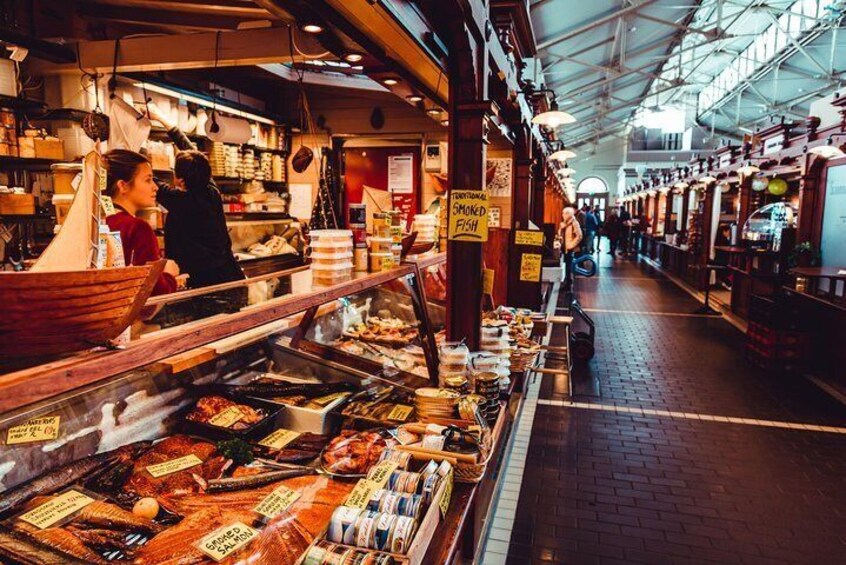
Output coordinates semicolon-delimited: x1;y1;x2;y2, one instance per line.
583;206;599;253
147;103;245;289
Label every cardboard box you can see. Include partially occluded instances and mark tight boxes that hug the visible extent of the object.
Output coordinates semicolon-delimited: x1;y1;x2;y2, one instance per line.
0;193;35;215
18;136;36;158
34;138;64;160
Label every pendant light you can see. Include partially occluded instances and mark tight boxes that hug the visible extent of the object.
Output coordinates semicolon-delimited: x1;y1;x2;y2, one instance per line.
532;98;576;129
550;148;577;161
808;137;846;159
736;162;760;177
557;164;575;176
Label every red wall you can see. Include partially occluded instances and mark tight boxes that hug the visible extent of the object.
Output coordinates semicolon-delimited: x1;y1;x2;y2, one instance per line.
344;146;421;229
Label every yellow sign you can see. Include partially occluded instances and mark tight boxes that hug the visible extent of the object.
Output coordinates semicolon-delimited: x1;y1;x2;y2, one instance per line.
344;479;379;509
483;269;495;295
196;522;259;562
448;190;489;242
207;406;244;429
515;230;544;247
100;194;116;216
18;490;95;529
367;461;399;489
253;485;301;520
6;416;60;445
311;392;349;407
438;470;454;518
258;428;301;450
146;454;203;478
386;404;414;422
519;253;543;283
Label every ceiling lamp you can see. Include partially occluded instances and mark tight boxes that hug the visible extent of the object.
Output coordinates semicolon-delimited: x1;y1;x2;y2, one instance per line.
736;162;760;176
698;175;716;183
658;186;671;194
557;166;575;176
549;148;577;161
301;23;323;34
808;137;846;159
441;119;449;126
406;94;423;103
532;98;576;129
344;53;363;63
426;108;441;116
382;78;399;86
674;181;689;190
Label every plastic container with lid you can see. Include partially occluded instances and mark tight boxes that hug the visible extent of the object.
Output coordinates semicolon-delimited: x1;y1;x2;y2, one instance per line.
310;229;353;243
353;246;368;272
369;252;394;272
469;351;500;370
312;262;353;286
369;237;393;253
310;250;354;264
391;243;402;264
439;342;469;364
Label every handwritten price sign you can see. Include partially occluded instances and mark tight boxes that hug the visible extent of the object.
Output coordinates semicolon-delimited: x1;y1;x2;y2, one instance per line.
6;416;60;445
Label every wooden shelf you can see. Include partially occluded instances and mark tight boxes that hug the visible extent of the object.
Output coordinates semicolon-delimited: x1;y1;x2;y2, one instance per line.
0;156;62;169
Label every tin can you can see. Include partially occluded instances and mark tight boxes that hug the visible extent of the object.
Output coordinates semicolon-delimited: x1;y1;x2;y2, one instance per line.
349;203;367;225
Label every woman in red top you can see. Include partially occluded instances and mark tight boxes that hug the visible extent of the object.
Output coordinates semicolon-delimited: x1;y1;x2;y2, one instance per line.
102;149;179;295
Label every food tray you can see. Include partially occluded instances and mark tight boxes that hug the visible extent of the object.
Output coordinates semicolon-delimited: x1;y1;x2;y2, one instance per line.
181;395;284;441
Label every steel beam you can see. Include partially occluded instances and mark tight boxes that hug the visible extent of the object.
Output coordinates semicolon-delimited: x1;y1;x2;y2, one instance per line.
536;0;662;52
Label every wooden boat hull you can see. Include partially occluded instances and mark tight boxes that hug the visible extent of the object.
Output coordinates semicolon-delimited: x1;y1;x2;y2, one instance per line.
0;261;165;357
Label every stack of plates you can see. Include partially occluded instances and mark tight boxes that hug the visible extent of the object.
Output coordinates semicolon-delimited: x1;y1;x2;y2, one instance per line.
414;388;460;420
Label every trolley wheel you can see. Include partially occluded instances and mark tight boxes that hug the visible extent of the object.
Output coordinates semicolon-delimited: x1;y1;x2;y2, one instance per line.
570;331;595;363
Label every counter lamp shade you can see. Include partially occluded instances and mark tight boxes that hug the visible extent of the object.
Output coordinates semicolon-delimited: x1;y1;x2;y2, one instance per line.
532;99;576;129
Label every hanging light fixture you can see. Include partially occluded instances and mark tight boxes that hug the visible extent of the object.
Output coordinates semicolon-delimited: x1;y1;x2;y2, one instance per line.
532;92;576;129
557;164;576;176
808;137;846;159
674;181;689;190
736;162;760;177
698;175;716;183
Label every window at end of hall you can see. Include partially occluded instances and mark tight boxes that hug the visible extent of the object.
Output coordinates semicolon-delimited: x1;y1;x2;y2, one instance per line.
576;177;608;195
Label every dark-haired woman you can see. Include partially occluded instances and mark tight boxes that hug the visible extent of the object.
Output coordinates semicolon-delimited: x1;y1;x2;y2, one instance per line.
102;149;179;295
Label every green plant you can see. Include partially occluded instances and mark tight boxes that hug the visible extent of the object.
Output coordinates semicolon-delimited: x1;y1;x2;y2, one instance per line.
788;242;821;267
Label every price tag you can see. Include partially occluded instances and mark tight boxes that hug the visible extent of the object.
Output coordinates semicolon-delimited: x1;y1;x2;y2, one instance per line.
448;190;489;242
311;392;349;407
207;406;244;429
146;454;203;478
344;479;379;509
438;470;454;518
18;490;95;529
514;230;544;247
253;485;300;520
6;416;60;445
257;428;301;450
367;461;398;489
386;404;414;422
483;269;495;295
519;253;543;282
196;521;259;562
100;194;116;216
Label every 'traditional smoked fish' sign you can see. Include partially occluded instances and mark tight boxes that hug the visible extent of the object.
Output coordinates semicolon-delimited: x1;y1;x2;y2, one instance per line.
448;190;489;242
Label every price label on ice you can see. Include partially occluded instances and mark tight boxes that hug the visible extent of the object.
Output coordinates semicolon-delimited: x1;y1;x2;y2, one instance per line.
146;454;203;478
258;428;301;450
19;489;94;529
254;485;300;520
6;416;60;445
208;406;244;429
196;521;259;562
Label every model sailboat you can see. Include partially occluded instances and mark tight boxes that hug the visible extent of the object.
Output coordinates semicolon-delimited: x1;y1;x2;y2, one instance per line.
0;151;164;357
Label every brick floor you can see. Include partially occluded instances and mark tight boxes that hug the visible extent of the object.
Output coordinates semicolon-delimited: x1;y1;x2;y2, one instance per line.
507;254;846;564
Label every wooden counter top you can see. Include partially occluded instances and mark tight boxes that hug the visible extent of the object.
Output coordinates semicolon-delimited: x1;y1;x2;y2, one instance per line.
790;267;846;279
714;245;747;253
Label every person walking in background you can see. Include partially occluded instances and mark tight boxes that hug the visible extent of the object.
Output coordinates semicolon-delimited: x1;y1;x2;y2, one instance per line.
559;206;583;291
605;210;621;256
618;205;631;255
584;206;599;254
593;205;603;252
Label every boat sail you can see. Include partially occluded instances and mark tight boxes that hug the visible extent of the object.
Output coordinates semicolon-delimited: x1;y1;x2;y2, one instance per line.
0;151;164;358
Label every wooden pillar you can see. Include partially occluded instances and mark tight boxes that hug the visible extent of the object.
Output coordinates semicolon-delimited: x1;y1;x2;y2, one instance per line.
651;194;660;236
444;19;488;350
512;124;533;229
698;183;716;288
680;187;691;234
663;192;673;234
530;144;546;227
737;176;753;232
798;154;825;244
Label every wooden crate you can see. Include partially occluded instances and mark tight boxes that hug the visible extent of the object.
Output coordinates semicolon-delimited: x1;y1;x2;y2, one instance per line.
34;138;64;160
0;193;35;215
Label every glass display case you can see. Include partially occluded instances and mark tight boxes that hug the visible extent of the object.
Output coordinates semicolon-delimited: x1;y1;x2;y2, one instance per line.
742;202;796;251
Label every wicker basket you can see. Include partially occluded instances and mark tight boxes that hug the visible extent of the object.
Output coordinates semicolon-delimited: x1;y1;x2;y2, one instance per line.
510;348;540;372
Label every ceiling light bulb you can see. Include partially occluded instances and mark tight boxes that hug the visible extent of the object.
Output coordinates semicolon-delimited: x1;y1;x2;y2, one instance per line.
302;24;323;34
697;176;716;183
407;94;423;103
737;162;760;176
382;78;399;86
344;53;363;63
557;167;575;176
441;119;449;126
426;108;441;116
532;99;576;129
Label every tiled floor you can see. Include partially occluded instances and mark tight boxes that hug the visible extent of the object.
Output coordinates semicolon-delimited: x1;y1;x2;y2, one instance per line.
499;251;846;564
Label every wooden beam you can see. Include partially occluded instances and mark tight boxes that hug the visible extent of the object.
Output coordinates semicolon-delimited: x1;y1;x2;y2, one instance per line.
76;27;327;73
78;0;273;19
77;3;260;31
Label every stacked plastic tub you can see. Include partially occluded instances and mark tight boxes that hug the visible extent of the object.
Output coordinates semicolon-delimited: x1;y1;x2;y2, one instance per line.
309;229;353;286
438;341;469;391
480;321;512;391
413;214;438;242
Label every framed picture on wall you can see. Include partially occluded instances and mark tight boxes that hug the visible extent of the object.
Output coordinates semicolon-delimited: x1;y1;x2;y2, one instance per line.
486;158;512;197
